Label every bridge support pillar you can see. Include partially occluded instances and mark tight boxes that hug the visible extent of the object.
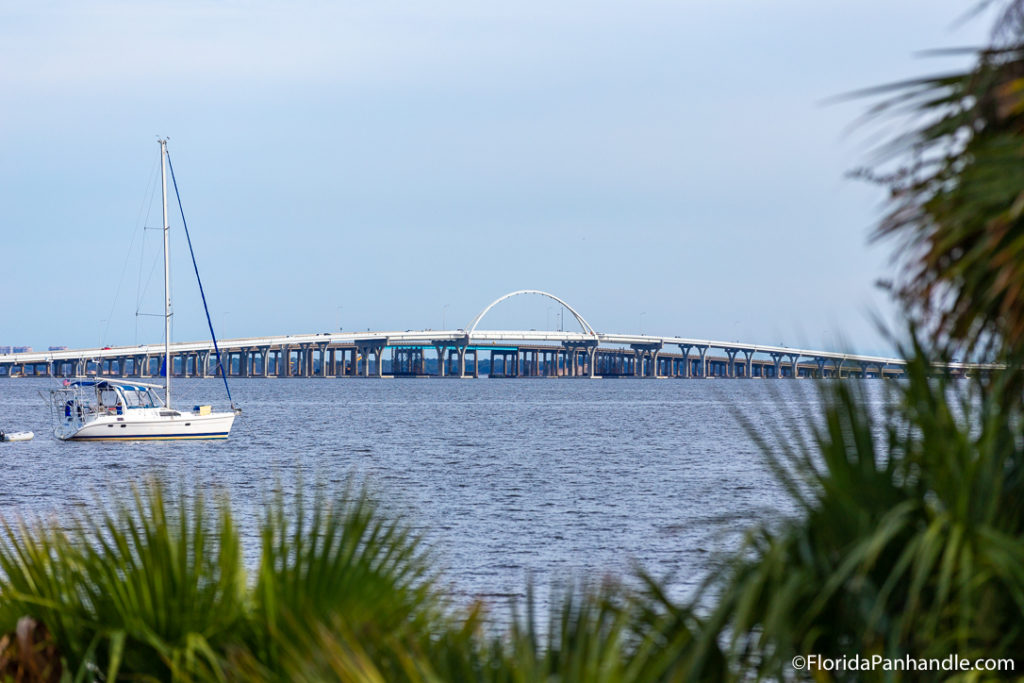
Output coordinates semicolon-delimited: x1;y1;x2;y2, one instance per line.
742;350;754;378
696;345;709;378
276;347;289;377
355;340;387;377
787;353;800;378
356;347;367;377
769;352;783;379
629;342;663;378
724;348;739;378
562;340;599;378
678;345;692;378
434;344;448;377
830;358;844;379
258;346;270;377
317;343;329;378
236;348;248;378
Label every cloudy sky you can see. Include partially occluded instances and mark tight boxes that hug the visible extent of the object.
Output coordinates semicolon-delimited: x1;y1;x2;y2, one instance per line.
0;1;997;354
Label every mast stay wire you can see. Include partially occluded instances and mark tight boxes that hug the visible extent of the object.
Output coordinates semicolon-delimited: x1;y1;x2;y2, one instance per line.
102;155;160;348
135;157;161;344
165;149;236;410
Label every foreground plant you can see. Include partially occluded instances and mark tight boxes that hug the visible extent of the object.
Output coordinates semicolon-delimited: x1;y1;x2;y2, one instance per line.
0;479;721;682
855;1;1024;380
0;483;246;680
699;342;1024;680
0;479;445;681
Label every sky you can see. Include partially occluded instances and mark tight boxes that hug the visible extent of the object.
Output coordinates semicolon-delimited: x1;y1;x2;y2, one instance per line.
0;1;1000;355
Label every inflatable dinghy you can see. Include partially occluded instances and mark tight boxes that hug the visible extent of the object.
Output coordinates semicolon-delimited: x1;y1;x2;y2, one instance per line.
0;431;34;442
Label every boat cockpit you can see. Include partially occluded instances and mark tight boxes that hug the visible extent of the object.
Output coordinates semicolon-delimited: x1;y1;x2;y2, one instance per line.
53;379;165;420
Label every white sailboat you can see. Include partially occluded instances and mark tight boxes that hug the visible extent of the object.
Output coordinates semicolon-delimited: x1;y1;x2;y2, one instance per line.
49;139;238;441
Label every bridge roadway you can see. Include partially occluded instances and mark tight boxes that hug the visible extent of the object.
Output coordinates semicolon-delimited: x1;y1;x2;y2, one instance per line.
0;290;988;379
0;328;979;380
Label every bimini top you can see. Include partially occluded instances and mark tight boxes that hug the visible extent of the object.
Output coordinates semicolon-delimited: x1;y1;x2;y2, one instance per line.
68;379;164;391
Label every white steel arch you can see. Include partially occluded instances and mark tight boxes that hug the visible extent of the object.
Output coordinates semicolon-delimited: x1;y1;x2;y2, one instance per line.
465;290;598;337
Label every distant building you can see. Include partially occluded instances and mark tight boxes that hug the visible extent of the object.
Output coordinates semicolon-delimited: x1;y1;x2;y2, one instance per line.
0;346;10;354
48;346;68;351
13;346;32;353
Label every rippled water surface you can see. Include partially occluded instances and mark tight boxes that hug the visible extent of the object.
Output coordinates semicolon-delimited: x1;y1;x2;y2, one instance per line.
0;377;881;609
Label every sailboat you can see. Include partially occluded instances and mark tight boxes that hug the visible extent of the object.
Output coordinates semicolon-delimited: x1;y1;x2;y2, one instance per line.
49;139;239;441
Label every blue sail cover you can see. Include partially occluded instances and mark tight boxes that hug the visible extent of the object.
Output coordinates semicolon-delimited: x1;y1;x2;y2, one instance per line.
70;380;152;391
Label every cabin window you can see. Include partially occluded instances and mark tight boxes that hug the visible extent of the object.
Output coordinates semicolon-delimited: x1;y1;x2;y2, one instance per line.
122;390;144;408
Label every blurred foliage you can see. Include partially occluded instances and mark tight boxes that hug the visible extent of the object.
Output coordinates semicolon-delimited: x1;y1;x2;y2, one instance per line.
704;340;1024;680
858;0;1024;365
0;481;722;682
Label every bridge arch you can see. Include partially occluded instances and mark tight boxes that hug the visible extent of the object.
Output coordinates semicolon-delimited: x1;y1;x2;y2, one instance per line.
465;290;598;337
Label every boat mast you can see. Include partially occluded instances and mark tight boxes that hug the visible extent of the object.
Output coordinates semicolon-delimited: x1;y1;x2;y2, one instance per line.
159;138;172;408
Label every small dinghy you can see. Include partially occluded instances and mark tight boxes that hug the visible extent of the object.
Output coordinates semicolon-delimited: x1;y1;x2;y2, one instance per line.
0;431;34;442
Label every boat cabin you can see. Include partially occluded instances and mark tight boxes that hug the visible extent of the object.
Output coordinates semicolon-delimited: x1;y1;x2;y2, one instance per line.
60;379;165;417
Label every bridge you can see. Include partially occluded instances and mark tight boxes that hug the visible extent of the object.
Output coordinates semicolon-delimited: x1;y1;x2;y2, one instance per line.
0;290;982;380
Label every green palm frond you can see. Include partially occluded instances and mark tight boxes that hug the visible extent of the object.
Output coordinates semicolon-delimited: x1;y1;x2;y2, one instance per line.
860;35;1024;366
711;339;1024;680
246;480;443;677
0;481;246;681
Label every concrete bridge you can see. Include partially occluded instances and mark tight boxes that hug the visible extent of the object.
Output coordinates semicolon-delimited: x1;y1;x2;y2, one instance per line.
0;290;983;380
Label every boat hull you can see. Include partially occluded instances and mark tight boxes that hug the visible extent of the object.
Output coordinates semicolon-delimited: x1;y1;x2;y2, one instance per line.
59;410;235;441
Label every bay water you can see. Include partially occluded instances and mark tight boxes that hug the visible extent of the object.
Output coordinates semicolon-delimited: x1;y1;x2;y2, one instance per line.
0;377;880;613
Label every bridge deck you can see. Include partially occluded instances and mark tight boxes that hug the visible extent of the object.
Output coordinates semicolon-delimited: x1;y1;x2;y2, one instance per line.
0;329;994;379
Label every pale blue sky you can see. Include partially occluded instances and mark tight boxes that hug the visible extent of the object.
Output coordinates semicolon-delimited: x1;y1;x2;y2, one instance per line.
0;1;996;354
